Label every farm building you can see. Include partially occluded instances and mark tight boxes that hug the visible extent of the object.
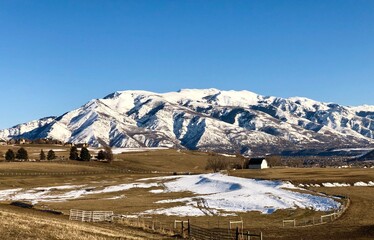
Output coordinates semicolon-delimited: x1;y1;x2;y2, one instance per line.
7;139;16;145
17;138;32;145
247;157;269;169
64;142;74;147
63;142;90;148
75;143;90;148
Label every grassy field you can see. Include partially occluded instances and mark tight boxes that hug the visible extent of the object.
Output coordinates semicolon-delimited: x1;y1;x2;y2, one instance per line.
231;169;374;239
0;145;217;173
0;146;373;239
231;167;374;184
0;205;173;240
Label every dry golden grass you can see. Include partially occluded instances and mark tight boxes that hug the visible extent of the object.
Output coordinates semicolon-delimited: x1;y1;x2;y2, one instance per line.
231;167;374;184
230;168;374;240
0;148;373;239
0;162;106;174
0;206;171;240
113;149;216;173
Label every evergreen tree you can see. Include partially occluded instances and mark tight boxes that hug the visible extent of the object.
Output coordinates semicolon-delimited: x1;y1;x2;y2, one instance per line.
5;149;15;161
16;147;28;160
80;147;91;161
97;150;106;160
69;146;79;160
40;149;46;161
47;150;56;160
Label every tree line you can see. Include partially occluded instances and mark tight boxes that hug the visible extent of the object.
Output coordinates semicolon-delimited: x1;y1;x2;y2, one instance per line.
69;146;113;162
5;148;57;161
4;146;113;162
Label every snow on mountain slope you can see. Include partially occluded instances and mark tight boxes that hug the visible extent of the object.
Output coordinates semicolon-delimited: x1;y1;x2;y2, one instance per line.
1;89;374;154
0;117;56;140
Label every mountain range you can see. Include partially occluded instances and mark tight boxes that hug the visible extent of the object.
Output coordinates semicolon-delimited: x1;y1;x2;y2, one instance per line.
1;88;374;155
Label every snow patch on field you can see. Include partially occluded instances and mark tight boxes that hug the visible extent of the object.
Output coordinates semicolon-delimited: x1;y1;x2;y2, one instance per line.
322;183;351;187
111;147;169;154
144;206;211;217
0;182;157;204
88;147;169;154
103;194;126;200
353;181;374;187
140;173;340;216
50;149;67;152
300;181;374;188
0;173;344;216
0;188;22;199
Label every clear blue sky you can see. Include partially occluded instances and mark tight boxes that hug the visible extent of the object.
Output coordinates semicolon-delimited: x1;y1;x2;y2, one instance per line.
1;0;373;129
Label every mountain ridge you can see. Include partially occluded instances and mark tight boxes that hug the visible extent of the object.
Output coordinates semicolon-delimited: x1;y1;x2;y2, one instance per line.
1;88;374;155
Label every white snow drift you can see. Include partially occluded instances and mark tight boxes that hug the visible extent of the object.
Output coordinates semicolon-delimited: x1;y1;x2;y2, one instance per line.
0;173;342;216
0;183;157;205
300;181;374;188
141;173;340;216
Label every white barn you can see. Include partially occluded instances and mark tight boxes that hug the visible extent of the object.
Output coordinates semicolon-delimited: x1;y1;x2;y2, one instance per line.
247;157;269;169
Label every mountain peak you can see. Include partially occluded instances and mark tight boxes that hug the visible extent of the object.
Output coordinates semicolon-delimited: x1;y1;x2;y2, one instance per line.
1;89;374;154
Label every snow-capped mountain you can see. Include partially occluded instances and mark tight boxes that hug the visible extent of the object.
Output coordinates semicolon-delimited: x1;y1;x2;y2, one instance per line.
1;88;374;154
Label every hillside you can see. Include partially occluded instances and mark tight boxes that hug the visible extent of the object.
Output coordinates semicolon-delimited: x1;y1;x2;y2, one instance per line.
0;206;169;240
1;88;374;155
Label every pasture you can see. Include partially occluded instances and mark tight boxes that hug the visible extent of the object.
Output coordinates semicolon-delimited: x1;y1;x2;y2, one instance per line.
0;146;373;239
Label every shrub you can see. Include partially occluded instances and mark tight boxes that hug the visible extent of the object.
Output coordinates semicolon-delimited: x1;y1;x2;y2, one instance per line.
96;147;113;163
104;146;113;163
97;150;106;160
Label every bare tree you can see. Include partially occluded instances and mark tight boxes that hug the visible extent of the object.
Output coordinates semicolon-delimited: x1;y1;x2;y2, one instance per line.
266;155;282;167
104;146;113;163
205;153;229;172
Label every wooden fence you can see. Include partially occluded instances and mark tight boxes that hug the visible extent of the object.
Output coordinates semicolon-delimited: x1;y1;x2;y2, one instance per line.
69;212;264;240
69;209;113;222
282;195;350;227
188;224;262;240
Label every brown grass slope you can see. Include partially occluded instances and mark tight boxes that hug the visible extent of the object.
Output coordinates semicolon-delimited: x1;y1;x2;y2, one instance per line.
0;206;171;240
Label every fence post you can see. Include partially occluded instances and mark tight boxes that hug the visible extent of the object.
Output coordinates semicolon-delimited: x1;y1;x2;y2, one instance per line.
181;220;184;237
260;232;263;240
187;219;191;237
235;227;239;240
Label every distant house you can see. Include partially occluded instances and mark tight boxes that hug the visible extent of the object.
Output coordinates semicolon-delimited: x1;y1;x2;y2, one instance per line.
17;138;31;145
75;143;89;148
7;139;16;145
64;142;74;147
246;157;269;169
